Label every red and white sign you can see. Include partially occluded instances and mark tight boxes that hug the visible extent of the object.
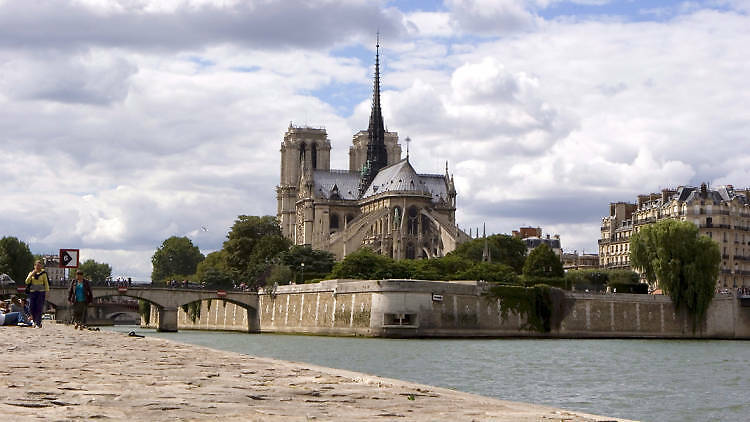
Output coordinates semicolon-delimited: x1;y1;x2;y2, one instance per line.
16;286;26;293
117;287;128;293
59;249;80;268
216;290;227;297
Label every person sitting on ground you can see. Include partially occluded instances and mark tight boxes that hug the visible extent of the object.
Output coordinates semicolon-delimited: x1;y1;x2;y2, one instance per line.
0;303;32;326
9;297;24;313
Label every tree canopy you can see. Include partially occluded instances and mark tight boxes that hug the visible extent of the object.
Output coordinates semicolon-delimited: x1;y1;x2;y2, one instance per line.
0;236;35;283
151;236;205;282
630;219;720;327
223;215;290;288
327;248;411;280
522;243;564;278
79;259;112;284
449;234;527;273
278;245;335;283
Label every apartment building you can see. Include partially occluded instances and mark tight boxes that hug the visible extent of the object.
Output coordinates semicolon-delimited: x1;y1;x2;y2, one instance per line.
600;183;750;288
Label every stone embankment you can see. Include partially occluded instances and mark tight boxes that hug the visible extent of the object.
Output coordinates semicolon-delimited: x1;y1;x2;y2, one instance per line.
0;323;630;421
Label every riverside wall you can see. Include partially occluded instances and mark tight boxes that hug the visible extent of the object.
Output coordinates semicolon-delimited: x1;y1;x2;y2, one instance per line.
143;279;750;339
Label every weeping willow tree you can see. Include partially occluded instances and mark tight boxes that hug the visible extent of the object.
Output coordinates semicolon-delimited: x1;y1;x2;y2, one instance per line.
630;219;720;330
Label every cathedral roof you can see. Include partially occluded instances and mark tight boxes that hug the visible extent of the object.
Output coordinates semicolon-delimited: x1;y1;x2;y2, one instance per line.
313;170;361;200
360;158;449;203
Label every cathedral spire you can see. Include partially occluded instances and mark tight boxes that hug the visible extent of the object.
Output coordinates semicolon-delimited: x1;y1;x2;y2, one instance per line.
359;34;389;197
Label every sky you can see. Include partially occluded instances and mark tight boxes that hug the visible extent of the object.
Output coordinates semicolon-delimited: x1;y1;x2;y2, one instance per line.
1;0;749;281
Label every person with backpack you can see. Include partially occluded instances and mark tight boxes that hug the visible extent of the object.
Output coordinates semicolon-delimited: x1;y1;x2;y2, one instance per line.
68;270;94;329
25;260;50;328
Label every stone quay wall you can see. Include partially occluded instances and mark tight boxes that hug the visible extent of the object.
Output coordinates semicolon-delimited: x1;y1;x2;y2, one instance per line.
142;279;750;339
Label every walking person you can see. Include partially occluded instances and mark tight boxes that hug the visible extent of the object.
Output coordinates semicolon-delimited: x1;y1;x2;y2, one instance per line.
68;270;93;329
25;260;50;328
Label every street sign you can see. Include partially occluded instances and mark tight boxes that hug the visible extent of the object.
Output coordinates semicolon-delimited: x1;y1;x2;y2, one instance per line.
59;249;80;268
17;286;26;294
117;286;128;293
216;290;227;297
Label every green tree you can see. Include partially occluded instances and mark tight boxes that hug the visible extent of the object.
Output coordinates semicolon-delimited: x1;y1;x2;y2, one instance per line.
79;259;112;284
565;269;608;291
449;234;527;273
630;219;720;327
279;245;335;282
223;215;290;288
0;236;35;283
195;251;232;285
522;243;564;278
201;267;234;288
151;236;205;282
266;264;295;286
327;248;410;280
454;262;520;284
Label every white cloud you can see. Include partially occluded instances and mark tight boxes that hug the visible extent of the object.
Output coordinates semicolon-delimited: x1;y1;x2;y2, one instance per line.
446;0;540;34
2;1;750;277
404;11;454;37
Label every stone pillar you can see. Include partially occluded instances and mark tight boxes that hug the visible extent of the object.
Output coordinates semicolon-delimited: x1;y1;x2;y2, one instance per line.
246;306;260;333
158;307;179;332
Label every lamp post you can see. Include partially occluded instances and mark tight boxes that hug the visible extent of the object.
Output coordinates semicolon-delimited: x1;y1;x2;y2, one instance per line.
300;262;305;284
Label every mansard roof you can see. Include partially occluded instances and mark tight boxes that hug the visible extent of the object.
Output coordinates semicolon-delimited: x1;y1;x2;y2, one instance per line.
360;158;449;203
313;170;361;200
679;185;748;205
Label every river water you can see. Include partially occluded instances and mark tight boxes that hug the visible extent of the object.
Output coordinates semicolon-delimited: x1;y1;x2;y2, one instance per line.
107;326;749;421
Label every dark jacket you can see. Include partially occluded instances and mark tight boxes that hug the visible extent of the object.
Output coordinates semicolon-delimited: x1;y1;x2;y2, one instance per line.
68;279;94;304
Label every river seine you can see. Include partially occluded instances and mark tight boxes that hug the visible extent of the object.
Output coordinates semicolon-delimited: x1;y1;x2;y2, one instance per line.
108;326;749;421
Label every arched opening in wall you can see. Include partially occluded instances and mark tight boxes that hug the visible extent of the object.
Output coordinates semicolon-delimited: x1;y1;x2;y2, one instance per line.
407;206;419;235
311;143;318;169
406;242;416;260
393;206;402;229
329;213;339;232
345;214;355;225
299;142;306;164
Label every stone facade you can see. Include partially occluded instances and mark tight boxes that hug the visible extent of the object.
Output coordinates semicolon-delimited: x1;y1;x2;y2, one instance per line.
276;45;468;260
140;279;750;339
600;183;750;288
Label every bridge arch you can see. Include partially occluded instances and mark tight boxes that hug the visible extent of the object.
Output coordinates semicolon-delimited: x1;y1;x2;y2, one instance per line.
44;287;259;332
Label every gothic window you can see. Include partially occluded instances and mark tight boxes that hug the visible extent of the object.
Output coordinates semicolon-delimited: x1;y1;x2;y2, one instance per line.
407;206;418;235
406;243;416;259
346;214;355;225
299;142;306;164
330;213;339;231
311;143;318;169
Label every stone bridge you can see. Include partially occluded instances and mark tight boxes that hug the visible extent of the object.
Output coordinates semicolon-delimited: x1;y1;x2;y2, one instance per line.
1;286;259;332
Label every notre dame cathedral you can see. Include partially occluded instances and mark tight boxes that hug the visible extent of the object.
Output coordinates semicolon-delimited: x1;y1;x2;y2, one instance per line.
276;43;469;260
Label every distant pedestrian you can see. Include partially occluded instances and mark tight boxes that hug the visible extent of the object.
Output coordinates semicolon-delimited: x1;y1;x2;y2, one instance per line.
68;270;93;330
25;260;50;328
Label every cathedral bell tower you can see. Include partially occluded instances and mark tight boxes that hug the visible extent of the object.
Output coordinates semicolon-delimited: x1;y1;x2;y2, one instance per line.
277;124;331;241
